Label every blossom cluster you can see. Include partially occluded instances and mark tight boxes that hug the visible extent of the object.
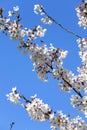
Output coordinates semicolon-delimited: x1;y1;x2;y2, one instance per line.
29;43;68;82
34;4;52;25
0;5;81;97
33;3;87;96
66;38;87;117
6;87;87;130
71;95;87;118
77;38;87;91
0;6;47;43
6;87;20;104
6;87;52;121
25;97;52;121
0;5;81;95
77;38;87;65
50;111;87;130
2;3;87;130
76;0;87;29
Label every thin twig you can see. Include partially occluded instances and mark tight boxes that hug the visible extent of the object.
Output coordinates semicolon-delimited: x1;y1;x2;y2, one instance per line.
10;122;15;130
20;95;31;103
42;9;82;39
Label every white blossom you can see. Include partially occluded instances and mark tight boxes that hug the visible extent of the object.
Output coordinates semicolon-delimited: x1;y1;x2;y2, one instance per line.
25;97;51;121
8;11;14;17
6;87;20;104
13;6;19;11
41;17;52;25
50;111;87;130
76;2;87;29
36;25;47;37
71;95;87;118
34;4;43;14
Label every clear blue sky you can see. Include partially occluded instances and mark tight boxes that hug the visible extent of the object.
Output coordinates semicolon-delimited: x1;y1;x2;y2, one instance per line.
0;0;87;130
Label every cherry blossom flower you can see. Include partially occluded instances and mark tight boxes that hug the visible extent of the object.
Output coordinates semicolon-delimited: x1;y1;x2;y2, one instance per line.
25;97;51;121
36;25;47;37
41;17;52;25
34;4;43;14
6;87;20;104
76;1;87;29
34;4;53;26
13;6;19;12
8;20;22;40
8;11;14;17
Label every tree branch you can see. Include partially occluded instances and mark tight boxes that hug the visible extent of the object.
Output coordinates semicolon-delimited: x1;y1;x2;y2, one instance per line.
10;122;15;130
42;9;82;39
20;95;31;103
62;77;83;98
45;62;83;98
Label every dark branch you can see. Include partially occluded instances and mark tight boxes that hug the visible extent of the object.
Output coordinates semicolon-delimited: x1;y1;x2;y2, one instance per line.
20;95;31;103
62;77;83;98
10;122;15;130
42;9;82;39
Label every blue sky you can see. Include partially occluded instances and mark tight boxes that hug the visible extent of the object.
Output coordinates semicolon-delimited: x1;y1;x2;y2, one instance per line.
0;0;87;130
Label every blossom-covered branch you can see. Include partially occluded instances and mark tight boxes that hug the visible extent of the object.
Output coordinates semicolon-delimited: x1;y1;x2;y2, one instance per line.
1;3;87;128
34;4;82;39
6;87;87;130
0;6;84;98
